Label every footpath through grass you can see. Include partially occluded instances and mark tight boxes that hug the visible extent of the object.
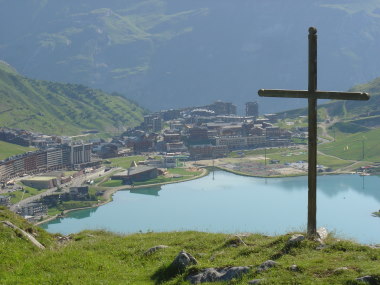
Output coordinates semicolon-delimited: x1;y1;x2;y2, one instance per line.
1;207;379;284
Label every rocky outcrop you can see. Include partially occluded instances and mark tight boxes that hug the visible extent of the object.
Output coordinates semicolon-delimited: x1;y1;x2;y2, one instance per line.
257;260;277;273
287;234;305;246
187;266;250;284
144;245;169;256
171;250;197;272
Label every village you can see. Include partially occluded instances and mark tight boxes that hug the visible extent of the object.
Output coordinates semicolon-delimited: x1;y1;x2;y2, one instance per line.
0;100;376;223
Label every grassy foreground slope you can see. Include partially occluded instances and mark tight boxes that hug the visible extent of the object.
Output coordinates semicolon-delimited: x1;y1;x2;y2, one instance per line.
0;62;146;135
1;207;380;284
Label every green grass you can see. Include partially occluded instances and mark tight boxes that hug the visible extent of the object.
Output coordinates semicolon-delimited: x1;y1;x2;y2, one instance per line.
63;171;77;176
0;62;146;135
132;168;202;186
320;128;380;162
100;179;124;187
98;168;202;188
0;141;36;160
230;147;353;171
5;184;47;204
1;207;380;284
107;155;146;168
47;200;100;214
167;168;201;176
47;208;62;216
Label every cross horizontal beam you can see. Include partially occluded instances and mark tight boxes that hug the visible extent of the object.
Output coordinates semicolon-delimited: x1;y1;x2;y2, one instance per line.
258;89;369;101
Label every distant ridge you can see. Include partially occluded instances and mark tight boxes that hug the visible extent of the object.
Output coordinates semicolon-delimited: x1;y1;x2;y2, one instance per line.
0;62;146;136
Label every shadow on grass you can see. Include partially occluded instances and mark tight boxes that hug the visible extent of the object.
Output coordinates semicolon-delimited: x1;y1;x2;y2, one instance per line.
151;264;184;285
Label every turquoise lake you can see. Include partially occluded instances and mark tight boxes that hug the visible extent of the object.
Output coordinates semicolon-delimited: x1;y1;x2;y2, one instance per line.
41;171;380;244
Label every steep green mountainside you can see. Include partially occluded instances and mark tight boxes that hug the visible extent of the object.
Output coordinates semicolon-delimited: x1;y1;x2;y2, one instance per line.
0;62;146;135
1;207;380;284
0;141;36;160
2;1;380;112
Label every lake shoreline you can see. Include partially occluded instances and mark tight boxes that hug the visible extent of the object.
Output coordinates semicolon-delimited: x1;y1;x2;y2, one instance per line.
36;166;359;226
36;167;210;226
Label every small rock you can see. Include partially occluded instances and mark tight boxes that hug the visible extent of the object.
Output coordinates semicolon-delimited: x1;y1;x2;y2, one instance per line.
289;264;300;272
287;234;305;246
144;245;169;256
356;275;378;284
248;279;264;284
187;266;250;284
171;250;197;272
257;260;277;273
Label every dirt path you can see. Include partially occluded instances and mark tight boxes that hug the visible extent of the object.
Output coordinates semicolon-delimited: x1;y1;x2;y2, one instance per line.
318;116;337;143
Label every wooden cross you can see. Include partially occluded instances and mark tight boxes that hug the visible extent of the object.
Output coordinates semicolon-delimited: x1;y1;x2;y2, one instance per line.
258;27;370;238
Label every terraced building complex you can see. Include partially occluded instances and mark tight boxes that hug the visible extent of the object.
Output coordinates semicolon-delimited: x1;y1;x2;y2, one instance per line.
0;143;92;181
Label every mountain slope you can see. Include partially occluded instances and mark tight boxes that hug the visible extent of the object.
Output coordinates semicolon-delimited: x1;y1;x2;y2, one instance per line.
0;62;146;135
2;1;380;112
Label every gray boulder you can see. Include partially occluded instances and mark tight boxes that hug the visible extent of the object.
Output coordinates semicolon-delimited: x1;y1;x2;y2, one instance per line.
287;234;305;246
356;275;379;284
257;260;277;273
187;266;250;284
171;250;197;272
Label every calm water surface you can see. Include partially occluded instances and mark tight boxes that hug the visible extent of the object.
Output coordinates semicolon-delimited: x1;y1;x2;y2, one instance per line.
41;171;380;244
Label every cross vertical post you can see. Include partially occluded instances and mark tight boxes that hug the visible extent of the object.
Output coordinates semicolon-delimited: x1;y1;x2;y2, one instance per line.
308;27;317;237
258;27;369;238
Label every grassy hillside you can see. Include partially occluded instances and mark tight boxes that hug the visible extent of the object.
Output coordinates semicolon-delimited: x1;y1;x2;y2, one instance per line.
278;77;380;163
0;62;146;135
1;207;380;284
320;127;380;163
0;141;36;160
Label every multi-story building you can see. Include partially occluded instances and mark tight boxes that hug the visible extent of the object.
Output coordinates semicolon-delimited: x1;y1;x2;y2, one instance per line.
13;158;24;174
188;127;209;144
24;153;37;172
207;101;237;115
47;148;63;169
245;101;259;117
36;151;47;171
19;202;47;216
152;117;163;132
189;144;229;159
0;142;92;180
0;195;10;206
62;143;92;165
215;135;266;150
